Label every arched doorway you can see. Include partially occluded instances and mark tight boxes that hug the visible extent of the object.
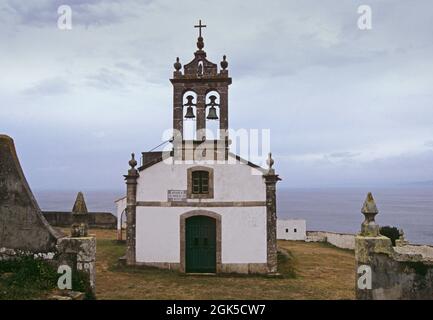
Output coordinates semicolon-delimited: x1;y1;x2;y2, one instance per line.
180;210;221;273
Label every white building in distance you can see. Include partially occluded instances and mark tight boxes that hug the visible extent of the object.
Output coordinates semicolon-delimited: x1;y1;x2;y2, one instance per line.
277;219;307;241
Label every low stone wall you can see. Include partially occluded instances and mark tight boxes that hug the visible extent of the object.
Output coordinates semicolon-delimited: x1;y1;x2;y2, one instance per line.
355;192;433;300
43;211;117;229
0;135;97;297
356;236;433;300
306;231;355;250
0;236;96;297
394;244;433;260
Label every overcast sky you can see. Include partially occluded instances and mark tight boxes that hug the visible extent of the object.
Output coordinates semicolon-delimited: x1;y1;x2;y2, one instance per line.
1;0;433;190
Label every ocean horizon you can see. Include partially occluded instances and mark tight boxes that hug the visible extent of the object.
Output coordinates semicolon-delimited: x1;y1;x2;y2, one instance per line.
34;186;433;245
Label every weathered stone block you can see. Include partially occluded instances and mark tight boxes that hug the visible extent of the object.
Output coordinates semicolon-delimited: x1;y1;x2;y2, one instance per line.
0;135;61;252
56;236;96;295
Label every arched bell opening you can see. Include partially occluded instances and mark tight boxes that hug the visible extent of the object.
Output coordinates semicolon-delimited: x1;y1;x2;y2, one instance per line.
205;91;220;140
197;60;204;77
182;91;197;140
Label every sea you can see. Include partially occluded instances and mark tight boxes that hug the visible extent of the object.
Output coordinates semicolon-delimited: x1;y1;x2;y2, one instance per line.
34;186;433;245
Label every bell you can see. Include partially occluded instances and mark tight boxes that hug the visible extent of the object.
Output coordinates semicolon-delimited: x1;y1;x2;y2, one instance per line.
184;95;196;119
206;106;218;120
184;106;195;119
206;95;219;120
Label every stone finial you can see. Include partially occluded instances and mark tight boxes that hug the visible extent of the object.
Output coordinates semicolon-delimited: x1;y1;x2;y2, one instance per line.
71;192;89;237
197;36;204;50
174;57;181;71
360;192;380;237
220;55;228;70
72;192;88;214
266;153;275;174
129;153;137;169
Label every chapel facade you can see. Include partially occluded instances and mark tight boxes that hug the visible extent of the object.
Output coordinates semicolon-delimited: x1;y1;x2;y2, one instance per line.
122;21;280;274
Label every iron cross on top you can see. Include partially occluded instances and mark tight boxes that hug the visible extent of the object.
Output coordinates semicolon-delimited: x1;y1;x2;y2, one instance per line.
194;19;206;38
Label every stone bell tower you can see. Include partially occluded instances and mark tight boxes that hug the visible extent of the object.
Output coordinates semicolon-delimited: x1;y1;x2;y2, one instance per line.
170;20;232;161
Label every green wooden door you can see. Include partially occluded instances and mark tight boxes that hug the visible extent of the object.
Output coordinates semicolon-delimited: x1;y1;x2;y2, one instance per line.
185;216;216;273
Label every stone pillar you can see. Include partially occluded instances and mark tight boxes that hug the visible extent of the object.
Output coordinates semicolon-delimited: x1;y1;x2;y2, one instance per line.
196;88;206;141
124;153;138;266
71;192;89;237
218;85;229;161
355;192;393;300
57;236;96;298
263;153;281;274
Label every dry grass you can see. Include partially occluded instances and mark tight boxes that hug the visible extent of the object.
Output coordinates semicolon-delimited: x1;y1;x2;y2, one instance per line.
88;229;355;300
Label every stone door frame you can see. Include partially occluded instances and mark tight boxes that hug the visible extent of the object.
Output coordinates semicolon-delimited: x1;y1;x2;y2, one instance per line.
179;210;222;273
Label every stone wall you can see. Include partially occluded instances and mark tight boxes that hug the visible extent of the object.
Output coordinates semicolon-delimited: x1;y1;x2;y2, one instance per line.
43;211;116;229
0;135;96;297
0;135;61;251
306;231;355;250
394;244;433;259
355;192;433;300
356;236;433;300
57;236;96;296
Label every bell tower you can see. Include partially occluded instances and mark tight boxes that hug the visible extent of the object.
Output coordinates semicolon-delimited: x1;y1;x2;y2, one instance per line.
170;20;232;161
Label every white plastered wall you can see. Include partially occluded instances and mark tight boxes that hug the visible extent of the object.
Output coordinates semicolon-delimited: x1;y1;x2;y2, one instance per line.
135;206;267;264
136;155;266;202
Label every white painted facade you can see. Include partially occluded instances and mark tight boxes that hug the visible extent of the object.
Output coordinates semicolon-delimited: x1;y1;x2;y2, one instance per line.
136;206;267;264
136;155;266;202
115;196;127;231
277;219;306;241
135;154;269;266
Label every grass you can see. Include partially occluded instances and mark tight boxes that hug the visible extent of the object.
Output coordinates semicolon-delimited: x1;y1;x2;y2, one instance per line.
0;256;58;300
93;229;355;300
0;229;355;299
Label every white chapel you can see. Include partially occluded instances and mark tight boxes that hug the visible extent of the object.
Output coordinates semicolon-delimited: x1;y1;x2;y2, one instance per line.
119;21;281;274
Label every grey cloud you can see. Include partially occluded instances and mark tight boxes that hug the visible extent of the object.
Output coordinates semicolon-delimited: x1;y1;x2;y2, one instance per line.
2;0;148;28
85;68;127;90
2;0;433;189
327;152;361;159
23;78;71;96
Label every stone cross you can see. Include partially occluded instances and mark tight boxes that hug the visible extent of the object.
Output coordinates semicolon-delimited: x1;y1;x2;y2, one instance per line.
194;19;206;38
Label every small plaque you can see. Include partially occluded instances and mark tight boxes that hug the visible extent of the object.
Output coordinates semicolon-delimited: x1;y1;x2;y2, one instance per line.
167;190;187;202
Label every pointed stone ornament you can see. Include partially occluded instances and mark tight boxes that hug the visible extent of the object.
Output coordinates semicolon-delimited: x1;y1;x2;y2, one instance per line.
360;192;380;237
174;57;182;71
129;153;137;169
71;192;89;237
361;192;378;214
220;55;228;70
266;153;275;174
72;191;88;214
